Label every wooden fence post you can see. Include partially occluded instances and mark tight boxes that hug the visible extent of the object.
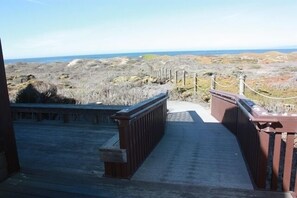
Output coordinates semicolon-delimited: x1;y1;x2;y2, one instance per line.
169;69;172;81
239;75;246;95
183;70;186;87
193;73;197;93
175;71;178;85
211;74;216;90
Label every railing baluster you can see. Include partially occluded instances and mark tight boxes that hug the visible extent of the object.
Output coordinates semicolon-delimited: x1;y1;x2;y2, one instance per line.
272;133;282;190
257;131;270;188
283;134;294;191
136;119;141;166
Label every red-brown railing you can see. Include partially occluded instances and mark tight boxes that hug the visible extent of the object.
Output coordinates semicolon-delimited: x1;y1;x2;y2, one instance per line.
10;103;126;125
210;90;297;193
103;92;168;178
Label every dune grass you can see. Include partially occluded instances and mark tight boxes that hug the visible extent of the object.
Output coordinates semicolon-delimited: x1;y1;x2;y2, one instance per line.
172;75;297;113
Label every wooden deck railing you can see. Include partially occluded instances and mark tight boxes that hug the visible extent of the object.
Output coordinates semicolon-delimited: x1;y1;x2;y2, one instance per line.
210;90;297;194
101;92;169;178
10;103;127;125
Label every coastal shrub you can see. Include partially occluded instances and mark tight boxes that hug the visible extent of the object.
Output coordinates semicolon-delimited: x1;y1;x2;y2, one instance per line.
15;81;76;104
249;65;261;69
6;53;297;113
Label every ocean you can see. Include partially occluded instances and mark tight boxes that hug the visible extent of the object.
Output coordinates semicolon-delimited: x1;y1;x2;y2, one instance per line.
4;48;297;64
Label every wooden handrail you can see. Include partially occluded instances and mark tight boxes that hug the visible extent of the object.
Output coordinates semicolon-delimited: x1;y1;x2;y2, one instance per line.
209;90;237;104
111;93;168;120
10;103;127;124
237;100;278;123
102;92;168;178
11;103;126;111
210;89;297;193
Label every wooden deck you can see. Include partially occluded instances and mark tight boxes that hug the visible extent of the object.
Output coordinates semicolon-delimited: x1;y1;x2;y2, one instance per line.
12;121;117;177
0;102;293;197
0;171;292;198
133;102;253;189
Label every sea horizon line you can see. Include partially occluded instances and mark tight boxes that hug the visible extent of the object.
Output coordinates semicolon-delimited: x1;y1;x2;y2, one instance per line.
4;48;297;64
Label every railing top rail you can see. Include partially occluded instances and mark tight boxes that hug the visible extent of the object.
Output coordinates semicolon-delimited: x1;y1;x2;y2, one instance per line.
210;90;297;133
11;103;127;111
237;100;278;123
112;92;169;120
209;90;237;104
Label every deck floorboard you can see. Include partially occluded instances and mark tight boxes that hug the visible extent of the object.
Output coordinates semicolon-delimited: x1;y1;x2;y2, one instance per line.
14;121;117;177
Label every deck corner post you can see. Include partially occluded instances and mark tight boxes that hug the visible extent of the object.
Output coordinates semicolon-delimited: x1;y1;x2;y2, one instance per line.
0;39;20;175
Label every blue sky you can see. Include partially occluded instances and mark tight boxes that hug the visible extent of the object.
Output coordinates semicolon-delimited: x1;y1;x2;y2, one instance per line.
1;0;297;59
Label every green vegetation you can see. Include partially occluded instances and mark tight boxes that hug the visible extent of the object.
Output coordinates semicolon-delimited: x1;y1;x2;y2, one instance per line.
172;75;297;113
142;54;158;60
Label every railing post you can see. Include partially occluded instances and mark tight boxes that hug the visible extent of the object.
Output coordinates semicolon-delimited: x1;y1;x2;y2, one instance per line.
169;69;172;81
239;75;246;95
0;39;20;175
282;133;295;192
211;74;216;90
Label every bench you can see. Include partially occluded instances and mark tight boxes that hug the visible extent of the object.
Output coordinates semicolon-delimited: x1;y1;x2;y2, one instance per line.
99;134;127;163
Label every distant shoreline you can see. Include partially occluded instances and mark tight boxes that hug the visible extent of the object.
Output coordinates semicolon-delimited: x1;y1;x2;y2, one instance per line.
5;48;297;64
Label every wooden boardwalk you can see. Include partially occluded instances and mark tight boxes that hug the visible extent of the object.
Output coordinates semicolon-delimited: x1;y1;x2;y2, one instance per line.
133;101;253;189
0;102;292;197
